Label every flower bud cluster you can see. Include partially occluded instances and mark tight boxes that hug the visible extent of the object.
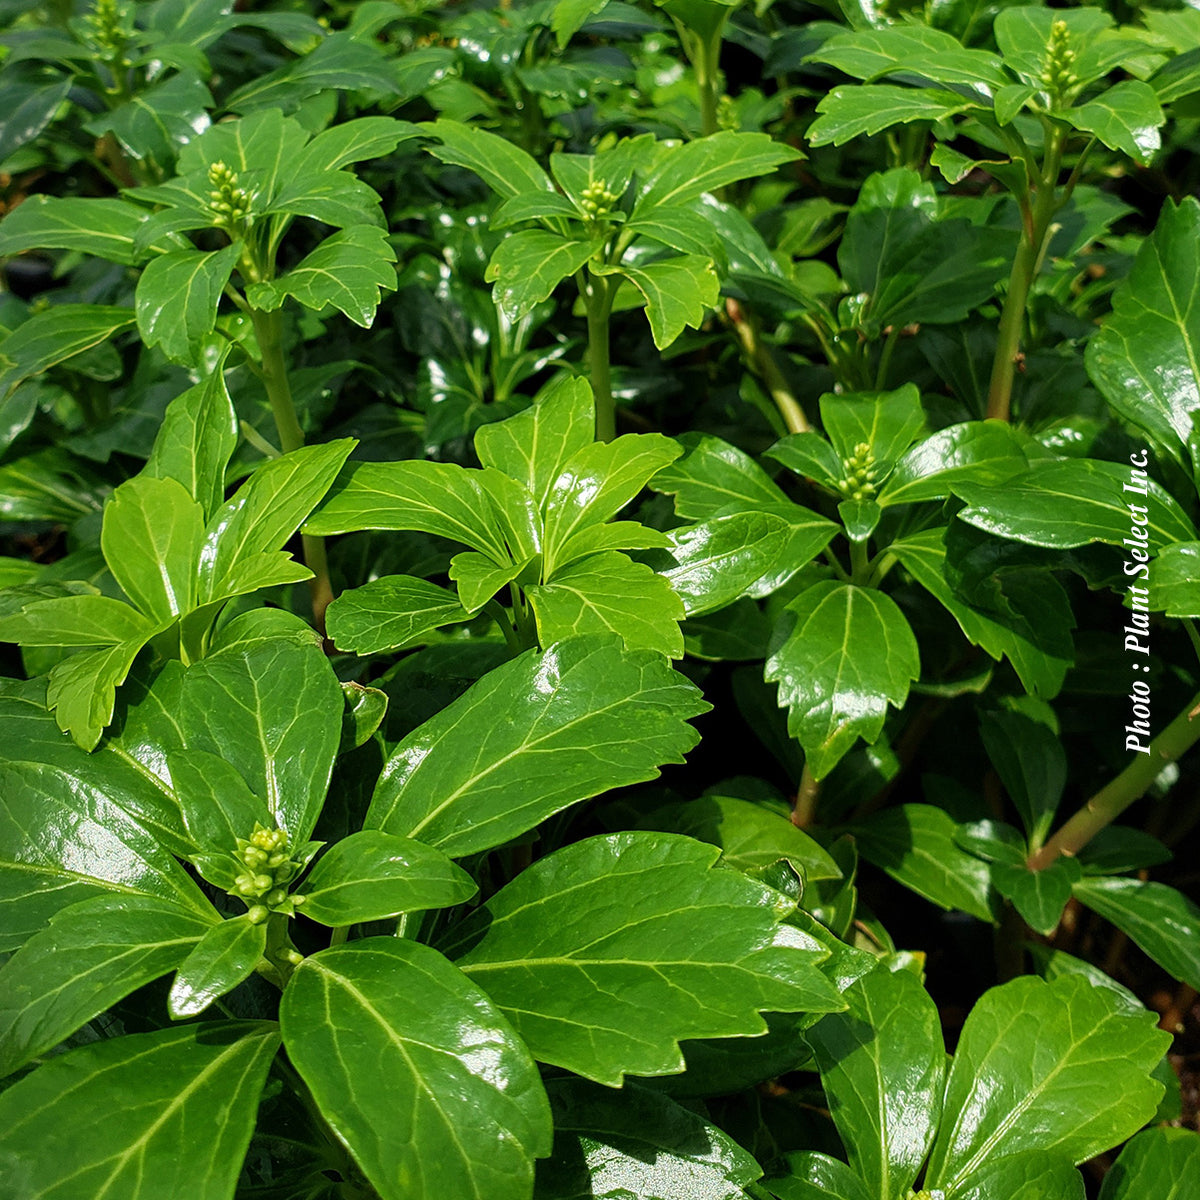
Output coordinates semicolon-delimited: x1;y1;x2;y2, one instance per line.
904;1191;945;1200
208;161;254;230
1041;19;1078;95
837;441;879;500
82;0;131;59
717;95;740;132
230;825;306;923
580;180;622;223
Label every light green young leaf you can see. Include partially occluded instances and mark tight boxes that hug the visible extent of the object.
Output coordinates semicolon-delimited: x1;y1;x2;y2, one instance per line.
46;638;149;752
1068;81;1164;167
326;574;472;655
442;832;842;1084
1086;198;1200;470
485;230;596;322
0;594;154;647
449;551;531;613
527;550;685;657
766;582;920;779
551;520;671;567
808;86;978;147
178;637;342;845
305;458;511;563
101;476;205;622
176;106;307;205
290;115;422;174
0;894;212;1077
299;830;477;926
421;117;556;200
207;551;313;605
766;1152;872;1200
925;974;1171;1193
1074;877;1200;991
0;195;156;266
143;368;238;520
168;915;266;1019
246;225;397;327
654;432;790;520
994;6;1114;85
281;939;552;1200
807;967;945;1199
632;131;801;218
611;255;719;349
475;375;594;511
135;243;241;366
199;439;355;598
367;637;708;857
0;305;136;398
0;1023;279;1200
541;434;682;571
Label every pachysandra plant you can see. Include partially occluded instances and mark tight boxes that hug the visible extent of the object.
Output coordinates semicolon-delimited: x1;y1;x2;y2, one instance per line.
2;1;1200;1198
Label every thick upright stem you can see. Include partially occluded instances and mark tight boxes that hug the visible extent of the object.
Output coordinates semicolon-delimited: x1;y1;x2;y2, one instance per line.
584;272;616;442
695;33;721;139
250;306;334;628
727;299;810;434
792;763;820;828
1028;690;1200;870
985;129;1064;422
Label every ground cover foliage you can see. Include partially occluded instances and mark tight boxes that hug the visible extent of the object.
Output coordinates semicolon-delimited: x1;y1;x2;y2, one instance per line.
0;0;1199;1196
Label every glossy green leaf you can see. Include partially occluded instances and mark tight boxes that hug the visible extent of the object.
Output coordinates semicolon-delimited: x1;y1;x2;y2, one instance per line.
178;637;342;845
368;637;708;856
663;505;838;615
443;832;842;1084
808;86;977;147
0;73;70;165
199;439;355;597
1086;198;1200;469
1068;81;1163;167
839;170;1014;331
449;551;531;613
135;244;241;366
852;803;995;922
0;305;136;398
636;792;842;881
101;476;205;622
528;550;685;657
980;710;1065;845
766;582;921;779
954;458;1196;550
0;593;153;647
536;1078;761;1200
541;434;681;571
610;255;719;350
1100;1127;1200;1200
1149;542;1200;616
766;1152;871;1200
327;575;471;655
807;25;1008;89
175;106;306;204
299;830;477;925
764;431;846;494
890;529;1072;698
421;117;556;200
994;7;1114;85
485;231;596;321
475;376;594;510
879;421;1031;507
808;966;944;1198
168;914;265;1019
0;195;155;266
142;368;238;520
925;974;1171;1193
281;938;552;1200
633;131;801;217
951;1154;1086;1200
653;432;789;519
306;459;510;562
820;383;925;474
0;894;212;1077
990;856;1080;936
1073;876;1200;990
0;1022;279;1199
248;225;397;327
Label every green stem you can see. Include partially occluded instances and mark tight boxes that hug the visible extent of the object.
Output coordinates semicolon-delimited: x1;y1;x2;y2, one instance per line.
582;270;616;442
484;598;522;655
985;126;1065;422
249;306;334;631
1028;689;1200;870
849;537;870;585
508;582;538;650
728;300;810;433
1184;619;1200;667
695;32;722;139
792;763;820;828
875;323;901;390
